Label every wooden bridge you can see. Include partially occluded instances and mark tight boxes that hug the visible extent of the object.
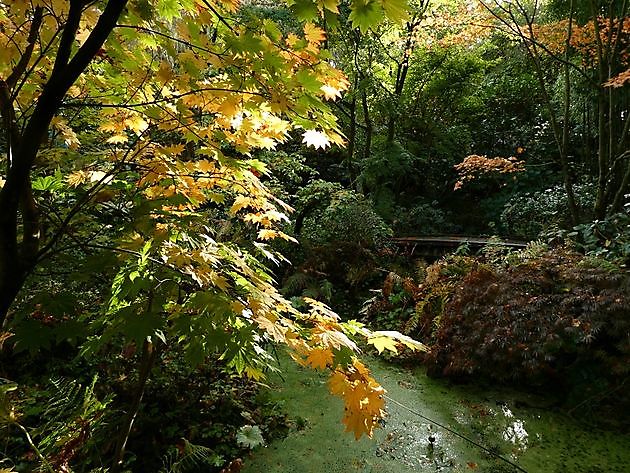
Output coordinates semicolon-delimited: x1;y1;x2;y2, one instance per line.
389;236;528;257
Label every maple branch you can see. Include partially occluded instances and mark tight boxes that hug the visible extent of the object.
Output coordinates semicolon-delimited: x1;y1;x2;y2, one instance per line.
116;24;228;57
50;0;83;78
200;0;237;34
59;87;266;109
6;6;43;89
36;133;155;262
11;23;63;103
2;18;28;56
60;0;128;91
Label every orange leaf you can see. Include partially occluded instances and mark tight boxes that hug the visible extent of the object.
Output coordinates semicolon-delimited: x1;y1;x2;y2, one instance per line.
306;347;333;370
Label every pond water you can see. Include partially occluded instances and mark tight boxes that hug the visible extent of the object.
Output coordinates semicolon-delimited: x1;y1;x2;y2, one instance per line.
243;356;630;473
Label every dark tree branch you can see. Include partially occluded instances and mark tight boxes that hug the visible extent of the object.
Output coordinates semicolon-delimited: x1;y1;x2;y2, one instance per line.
6;6;44;88
0;0;129;325
50;0;84;78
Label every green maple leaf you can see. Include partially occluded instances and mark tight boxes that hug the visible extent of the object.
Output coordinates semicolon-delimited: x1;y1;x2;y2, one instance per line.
288;0;320;22
381;0;409;23
119;306;165;347
349;0;383;33
295;69;323;93
13;320;55;354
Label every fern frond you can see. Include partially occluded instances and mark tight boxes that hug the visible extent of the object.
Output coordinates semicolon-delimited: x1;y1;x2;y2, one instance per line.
161;440;223;473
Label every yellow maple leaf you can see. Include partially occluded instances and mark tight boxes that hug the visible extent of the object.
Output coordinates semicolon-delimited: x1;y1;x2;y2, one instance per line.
305;347;333;370
328;371;349;396
257;229;278;240
255;315;287;342
230;195;252;214
218;95;241;119
304;23;326;45
330;363;387;440
125;114;149;134
342;410;371;440
320;84;343;100
106;134;128;144
302;129;330;149
66;170;89;187
367;334;399;354
370;330;428;353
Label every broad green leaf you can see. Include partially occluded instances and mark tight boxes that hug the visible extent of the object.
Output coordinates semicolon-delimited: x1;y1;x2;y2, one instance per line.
349;0;383;33
380;0;409;23
119;307;165;347
236;425;265;449
287;0;320;22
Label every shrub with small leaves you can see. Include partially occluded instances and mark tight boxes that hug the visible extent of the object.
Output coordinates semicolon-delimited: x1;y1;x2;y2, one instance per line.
425;248;630;390
501;182;596;238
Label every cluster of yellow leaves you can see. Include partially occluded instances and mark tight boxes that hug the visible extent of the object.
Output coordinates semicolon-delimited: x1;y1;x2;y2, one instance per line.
0;0;102;112
454;154;525;190
50;117;81;150
66;170;111;188
99;111;150;144
329;360;386;440
156;236;409;441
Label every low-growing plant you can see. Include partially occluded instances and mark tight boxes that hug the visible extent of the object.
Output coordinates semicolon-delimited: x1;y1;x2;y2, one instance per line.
298;182;392;248
561;203;630;265
392;200;457;236
362;246;629;417
425;248;629;392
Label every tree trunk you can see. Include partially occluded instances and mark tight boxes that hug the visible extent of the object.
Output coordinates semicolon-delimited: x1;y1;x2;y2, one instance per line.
361;90;372;162
346;79;358;184
111;339;159;473
0;0;128;327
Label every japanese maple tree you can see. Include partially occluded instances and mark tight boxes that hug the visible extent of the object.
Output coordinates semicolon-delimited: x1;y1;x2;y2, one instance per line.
0;0;424;466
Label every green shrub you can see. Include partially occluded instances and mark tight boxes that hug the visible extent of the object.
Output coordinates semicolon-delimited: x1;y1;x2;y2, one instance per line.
501;182;596;238
392;200;457;236
298;181;392;248
562;203;630;265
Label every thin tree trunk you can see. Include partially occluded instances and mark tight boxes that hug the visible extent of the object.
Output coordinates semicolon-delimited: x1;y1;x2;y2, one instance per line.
346;77;358;184
361;90;372;162
560;1;580;223
111;339;159;473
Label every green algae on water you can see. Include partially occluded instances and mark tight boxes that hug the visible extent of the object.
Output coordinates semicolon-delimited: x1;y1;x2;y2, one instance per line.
243;356;630;473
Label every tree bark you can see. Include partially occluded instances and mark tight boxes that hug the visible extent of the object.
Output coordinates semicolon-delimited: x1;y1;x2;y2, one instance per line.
0;0;128;327
111;339;159;473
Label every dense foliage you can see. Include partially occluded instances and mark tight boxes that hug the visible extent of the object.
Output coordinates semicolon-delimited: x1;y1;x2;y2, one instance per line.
1;0;629;470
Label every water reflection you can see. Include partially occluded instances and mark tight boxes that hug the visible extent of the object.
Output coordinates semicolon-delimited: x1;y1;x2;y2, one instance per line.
500;405;529;448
